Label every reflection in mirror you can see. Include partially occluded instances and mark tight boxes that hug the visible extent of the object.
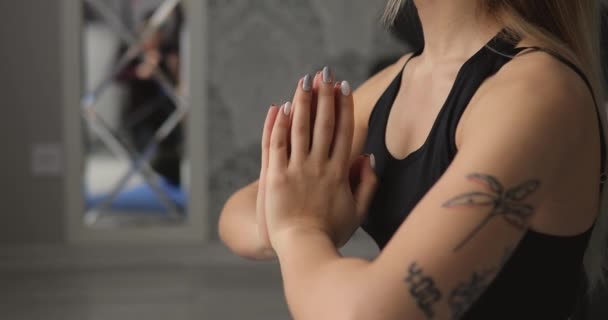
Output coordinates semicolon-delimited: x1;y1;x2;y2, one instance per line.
82;0;189;227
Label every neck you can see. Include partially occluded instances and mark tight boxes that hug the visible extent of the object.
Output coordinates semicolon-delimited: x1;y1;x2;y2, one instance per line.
414;0;503;62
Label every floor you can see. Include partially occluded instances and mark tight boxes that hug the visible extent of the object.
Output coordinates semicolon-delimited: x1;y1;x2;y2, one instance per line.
2;239;607;320
0;238;379;320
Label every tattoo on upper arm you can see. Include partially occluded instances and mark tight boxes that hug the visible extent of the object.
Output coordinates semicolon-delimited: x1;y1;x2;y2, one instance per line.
443;173;540;251
448;269;493;319
405;262;442;319
498;246;514;267
404;247;514;319
448;246;515;319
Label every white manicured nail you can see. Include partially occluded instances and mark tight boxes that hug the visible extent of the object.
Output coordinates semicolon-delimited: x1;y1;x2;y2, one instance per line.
370;154;376;170
283;102;292;116
302;74;312;92
322;66;332;83
341;81;351;96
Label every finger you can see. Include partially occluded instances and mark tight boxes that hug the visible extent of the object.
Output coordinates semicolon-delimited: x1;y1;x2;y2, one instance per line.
256;179;271;248
331;80;354;165
258;106;279;247
349;154;365;192
310;71;322;131
290;73;315;119
311;66;336;159
261;105;280;172
306;72;322;153
291;74;314;161
287;78;303;156
269;102;292;170
257;202;272;250
354;154;378;220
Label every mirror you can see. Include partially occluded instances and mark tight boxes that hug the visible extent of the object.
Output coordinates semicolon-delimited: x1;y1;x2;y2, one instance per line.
81;0;189;227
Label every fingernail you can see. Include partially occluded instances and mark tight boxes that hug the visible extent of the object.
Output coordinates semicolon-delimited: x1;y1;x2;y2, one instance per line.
341;81;351;96
370;154;376;170
322;66;332;83
302;74;312;92
283;102;292;116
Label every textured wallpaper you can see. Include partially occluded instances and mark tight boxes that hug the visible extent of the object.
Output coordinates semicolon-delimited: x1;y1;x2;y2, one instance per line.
206;0;407;236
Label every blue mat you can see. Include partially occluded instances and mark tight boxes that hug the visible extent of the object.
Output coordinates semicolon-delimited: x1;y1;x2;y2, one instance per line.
86;179;187;214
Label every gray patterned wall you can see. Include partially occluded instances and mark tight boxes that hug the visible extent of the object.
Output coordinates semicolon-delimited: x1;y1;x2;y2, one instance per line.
206;0;407;236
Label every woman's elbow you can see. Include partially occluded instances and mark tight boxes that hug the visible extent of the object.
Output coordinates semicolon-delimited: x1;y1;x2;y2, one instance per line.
218;199;275;261
218;202;249;257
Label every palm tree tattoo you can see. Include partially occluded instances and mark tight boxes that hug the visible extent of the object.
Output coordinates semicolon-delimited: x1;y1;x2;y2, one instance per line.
443;173;540;251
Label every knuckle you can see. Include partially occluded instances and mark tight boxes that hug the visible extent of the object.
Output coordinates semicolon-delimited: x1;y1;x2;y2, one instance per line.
328;166;345;182
270;136;287;150
271;140;286;151
298;94;312;106
294;123;309;138
277;117;289;129
330;163;347;179
319;119;334;132
287;156;303;168
268;172;288;188
341;115;355;129
307;163;325;178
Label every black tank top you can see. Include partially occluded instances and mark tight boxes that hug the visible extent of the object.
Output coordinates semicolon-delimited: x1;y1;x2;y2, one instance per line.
362;31;606;319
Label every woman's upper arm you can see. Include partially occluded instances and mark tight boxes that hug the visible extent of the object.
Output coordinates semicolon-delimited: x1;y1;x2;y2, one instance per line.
351;65;598;319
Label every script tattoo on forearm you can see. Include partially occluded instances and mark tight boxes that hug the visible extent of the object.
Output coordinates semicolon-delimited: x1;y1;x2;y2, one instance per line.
498;246;514;268
448;246;514;319
443;173;540;251
405;262;442;319
448;269;493;319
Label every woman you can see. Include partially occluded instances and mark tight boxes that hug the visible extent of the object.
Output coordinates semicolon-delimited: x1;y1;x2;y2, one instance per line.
219;0;608;318
116;7;184;186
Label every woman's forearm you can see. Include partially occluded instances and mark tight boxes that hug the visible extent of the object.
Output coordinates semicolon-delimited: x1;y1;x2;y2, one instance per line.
273;228;372;319
218;181;276;261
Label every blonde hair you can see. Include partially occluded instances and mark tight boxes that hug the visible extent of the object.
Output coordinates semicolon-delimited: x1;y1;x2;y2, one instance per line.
384;0;608;293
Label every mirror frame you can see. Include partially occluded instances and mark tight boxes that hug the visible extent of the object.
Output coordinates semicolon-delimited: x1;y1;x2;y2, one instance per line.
61;0;210;245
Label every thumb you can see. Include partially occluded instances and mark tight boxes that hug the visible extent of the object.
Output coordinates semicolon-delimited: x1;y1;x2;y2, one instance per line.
354;154;378;220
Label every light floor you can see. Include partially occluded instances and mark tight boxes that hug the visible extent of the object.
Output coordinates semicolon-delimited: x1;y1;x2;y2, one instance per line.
2;240;607;320
0;239;378;320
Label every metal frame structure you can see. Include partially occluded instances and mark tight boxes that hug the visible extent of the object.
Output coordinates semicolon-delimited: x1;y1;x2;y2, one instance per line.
61;0;209;245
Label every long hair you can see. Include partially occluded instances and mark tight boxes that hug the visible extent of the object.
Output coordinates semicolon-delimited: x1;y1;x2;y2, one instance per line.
383;0;608;293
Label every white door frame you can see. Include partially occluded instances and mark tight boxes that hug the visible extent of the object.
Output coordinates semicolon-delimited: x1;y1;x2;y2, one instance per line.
60;0;210;245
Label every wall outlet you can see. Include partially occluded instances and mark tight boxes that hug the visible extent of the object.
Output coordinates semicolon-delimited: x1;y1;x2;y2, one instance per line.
31;143;63;177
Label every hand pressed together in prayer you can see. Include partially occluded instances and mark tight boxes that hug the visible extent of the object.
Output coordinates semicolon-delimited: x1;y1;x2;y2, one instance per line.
256;68;378;250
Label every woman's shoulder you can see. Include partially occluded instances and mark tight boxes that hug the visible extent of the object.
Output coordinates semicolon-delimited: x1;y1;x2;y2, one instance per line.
460;49;602;235
461;44;600;170
489;48;594;108
470;48;597;132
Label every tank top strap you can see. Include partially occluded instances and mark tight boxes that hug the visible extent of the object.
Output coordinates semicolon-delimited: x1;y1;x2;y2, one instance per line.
367;49;422;136
438;32;522;156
